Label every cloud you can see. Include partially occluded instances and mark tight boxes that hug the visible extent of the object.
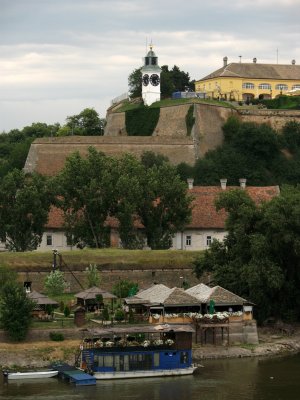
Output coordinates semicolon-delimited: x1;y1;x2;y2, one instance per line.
0;0;299;131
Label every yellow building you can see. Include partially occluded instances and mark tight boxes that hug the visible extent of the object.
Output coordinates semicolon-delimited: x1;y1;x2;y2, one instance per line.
195;57;300;102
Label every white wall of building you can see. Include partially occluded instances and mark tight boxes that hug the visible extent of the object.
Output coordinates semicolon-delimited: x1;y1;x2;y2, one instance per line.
172;229;227;251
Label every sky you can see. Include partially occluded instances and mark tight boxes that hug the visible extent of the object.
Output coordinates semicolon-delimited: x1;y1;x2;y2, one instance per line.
0;0;300;132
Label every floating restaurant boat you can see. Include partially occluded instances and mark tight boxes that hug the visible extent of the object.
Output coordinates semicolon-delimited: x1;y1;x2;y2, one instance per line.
4;370;58;380
78;324;198;380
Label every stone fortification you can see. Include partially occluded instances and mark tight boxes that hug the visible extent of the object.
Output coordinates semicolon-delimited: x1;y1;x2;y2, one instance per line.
238;109;300;131
24;136;195;176
24;103;300;175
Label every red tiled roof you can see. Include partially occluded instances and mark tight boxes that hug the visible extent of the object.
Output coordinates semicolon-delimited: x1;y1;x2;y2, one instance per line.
45;185;279;230
187;185;280;229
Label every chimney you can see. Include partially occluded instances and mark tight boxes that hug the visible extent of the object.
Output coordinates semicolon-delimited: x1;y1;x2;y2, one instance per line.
253;57;257;63
220;178;227;190
239;178;247;189
292;59;296;65
223;56;228;67
187;178;194;190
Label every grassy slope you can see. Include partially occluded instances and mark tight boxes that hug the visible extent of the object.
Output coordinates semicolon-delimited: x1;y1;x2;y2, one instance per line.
0;248;201;270
115;98;234;113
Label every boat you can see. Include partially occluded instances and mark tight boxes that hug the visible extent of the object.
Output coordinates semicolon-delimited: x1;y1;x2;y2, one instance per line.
4;370;58;380
78;324;198;380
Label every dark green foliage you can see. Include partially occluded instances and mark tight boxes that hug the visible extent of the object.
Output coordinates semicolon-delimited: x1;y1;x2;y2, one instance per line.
253;95;300;110
176;162;194;182
114;309;125;322
64;108;104;136
112;280;138;299
49;331;65;341
125;106;160;136
141;151;169;169
193;187;300;323
102;306;109;321
281;121;300;153
64;305;71;317
59;301;65;313
185;105;195;136
193;117;300;186
128;308;134;323
128;67;142;98
0;170;54;251
0;282;35;341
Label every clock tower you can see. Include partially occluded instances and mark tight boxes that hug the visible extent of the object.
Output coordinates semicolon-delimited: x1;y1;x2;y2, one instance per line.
141;44;161;106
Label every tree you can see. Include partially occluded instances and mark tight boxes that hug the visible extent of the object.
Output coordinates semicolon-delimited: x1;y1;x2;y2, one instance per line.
0;282;35;341
138;162;193;249
112;280;138;299
64;108;104;136
86;264;101;288
56;147;118;248
44;270;67;296
0;170;54;251
128;67;142;98
114;154;144;249
193;187;300;323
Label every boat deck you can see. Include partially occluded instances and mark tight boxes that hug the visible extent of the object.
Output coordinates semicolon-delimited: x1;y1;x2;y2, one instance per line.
51;363;96;386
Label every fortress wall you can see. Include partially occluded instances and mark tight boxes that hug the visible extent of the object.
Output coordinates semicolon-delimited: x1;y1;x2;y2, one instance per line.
24;136;196;176
194;104;238;158
238;109;300;131
17;267;198;293
153;104;190;137
104;111;127;136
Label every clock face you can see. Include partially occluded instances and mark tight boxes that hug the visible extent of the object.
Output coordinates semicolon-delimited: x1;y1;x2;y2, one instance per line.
150;74;160;86
142;74;149;86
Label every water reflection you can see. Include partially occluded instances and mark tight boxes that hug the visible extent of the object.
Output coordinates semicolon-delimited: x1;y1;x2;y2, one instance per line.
1;354;299;400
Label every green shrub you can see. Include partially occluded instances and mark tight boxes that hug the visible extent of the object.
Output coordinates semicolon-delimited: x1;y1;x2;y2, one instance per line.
125;106;160;136
49;331;64;341
59;301;65;313
185;105;195;136
102;306;109;321
64;306;71;318
114;309;125;322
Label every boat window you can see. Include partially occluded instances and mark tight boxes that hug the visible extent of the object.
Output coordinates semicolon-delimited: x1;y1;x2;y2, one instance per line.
154;353;160;367
180;352;188;364
104;355;114;368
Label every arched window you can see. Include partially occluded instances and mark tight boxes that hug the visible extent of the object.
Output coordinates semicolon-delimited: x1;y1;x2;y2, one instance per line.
258;83;271;90
275;84;288;91
242;82;255;89
292;84;300;90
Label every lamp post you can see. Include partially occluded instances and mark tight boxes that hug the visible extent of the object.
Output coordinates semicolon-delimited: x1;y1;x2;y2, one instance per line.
52;249;58;269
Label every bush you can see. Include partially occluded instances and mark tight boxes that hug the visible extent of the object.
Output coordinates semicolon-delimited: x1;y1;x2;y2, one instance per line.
49;331;64;341
59;301;65;313
102;306;109;321
125;106;160;136
64;305;71;317
114;309;125;322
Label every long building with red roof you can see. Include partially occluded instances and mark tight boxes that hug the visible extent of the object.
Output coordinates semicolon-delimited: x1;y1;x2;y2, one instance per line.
36;179;279;252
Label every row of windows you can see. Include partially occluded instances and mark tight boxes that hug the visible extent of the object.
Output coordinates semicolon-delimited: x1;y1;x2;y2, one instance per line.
200;83;300;91
185;235;212;247
242;83;300;90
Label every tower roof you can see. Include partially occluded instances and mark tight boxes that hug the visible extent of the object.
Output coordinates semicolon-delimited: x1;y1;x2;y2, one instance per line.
142;44;161;73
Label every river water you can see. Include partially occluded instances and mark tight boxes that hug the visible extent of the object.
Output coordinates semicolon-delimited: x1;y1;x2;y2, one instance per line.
1;354;299;400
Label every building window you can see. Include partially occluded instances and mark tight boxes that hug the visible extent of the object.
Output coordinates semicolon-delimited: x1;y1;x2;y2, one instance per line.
242;82;255;89
186;235;192;246
292;84;300;89
275;84;288;91
206;236;212;247
46;235;52;246
258;83;271;90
